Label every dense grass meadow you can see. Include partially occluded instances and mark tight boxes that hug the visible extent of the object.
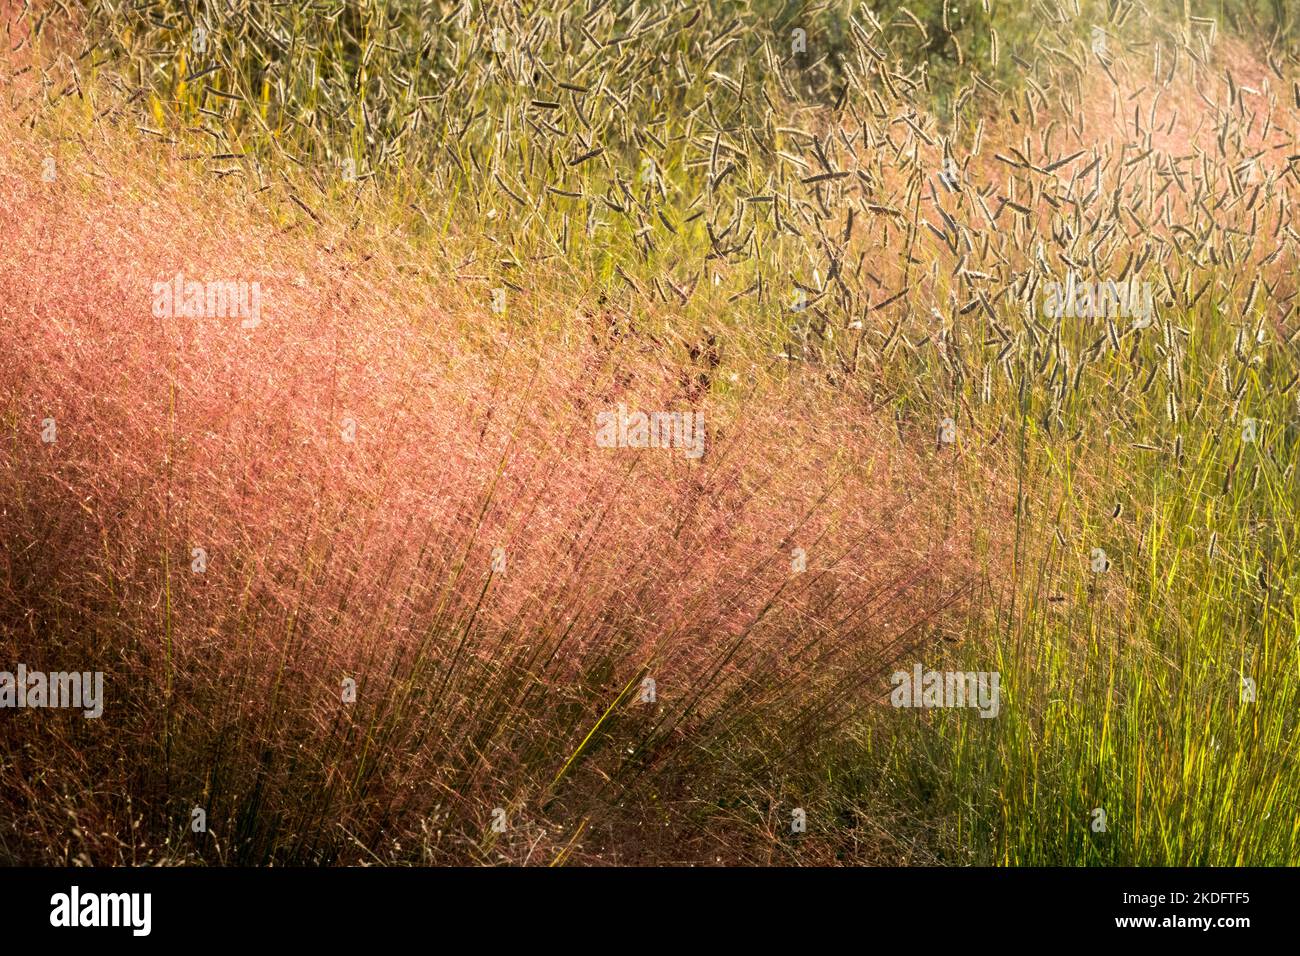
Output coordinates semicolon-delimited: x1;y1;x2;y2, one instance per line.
0;0;1298;866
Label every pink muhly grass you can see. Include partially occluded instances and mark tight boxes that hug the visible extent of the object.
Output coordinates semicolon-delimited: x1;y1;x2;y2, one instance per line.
0;104;988;865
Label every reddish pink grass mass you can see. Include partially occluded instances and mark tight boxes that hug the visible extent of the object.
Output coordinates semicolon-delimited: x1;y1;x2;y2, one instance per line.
0;82;989;863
